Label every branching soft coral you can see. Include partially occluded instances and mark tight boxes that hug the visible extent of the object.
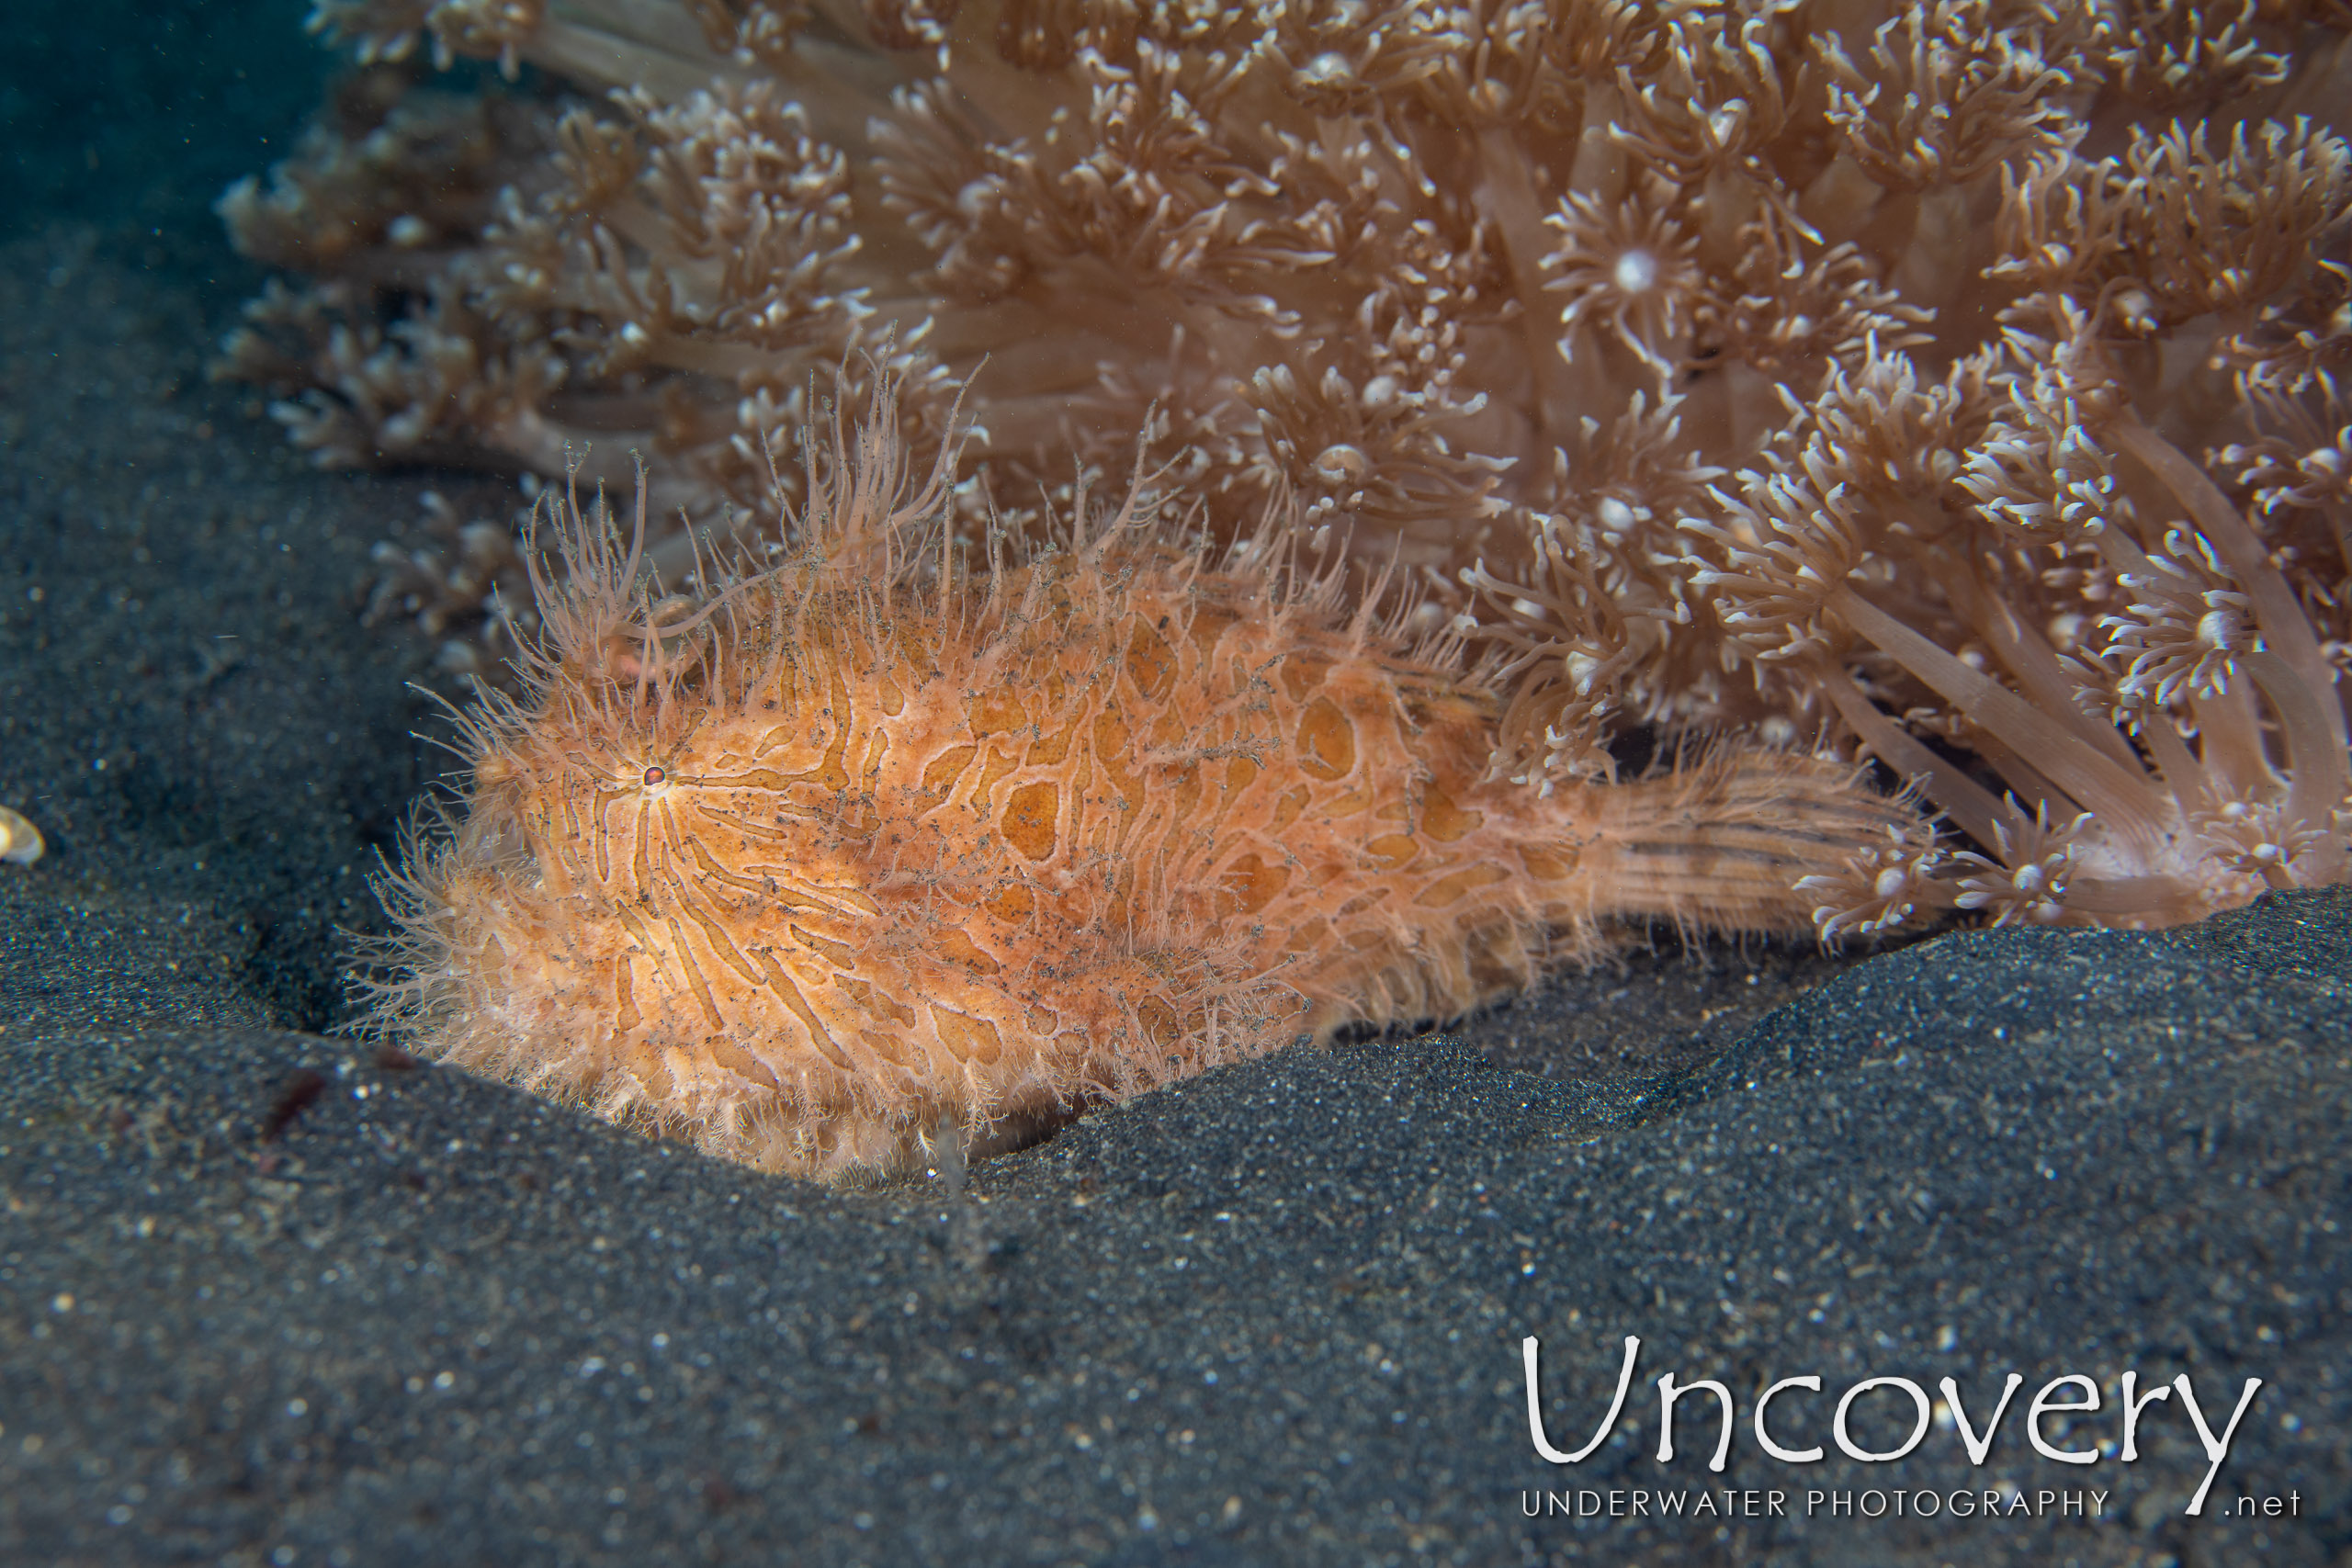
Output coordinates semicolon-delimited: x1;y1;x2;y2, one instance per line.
222;0;2352;934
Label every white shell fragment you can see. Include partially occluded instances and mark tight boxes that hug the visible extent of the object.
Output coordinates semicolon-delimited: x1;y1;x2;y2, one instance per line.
0;805;44;866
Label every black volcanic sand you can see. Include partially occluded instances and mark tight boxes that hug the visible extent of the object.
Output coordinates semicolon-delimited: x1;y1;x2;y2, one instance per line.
5;232;2349;1568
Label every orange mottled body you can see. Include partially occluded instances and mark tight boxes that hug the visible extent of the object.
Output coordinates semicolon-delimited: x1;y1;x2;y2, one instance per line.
373;427;1912;1179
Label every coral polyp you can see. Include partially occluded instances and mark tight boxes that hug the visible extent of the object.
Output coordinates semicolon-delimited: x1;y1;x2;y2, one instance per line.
368;390;1911;1179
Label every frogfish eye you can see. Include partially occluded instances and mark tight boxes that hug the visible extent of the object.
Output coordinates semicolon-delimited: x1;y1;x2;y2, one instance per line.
643;765;666;786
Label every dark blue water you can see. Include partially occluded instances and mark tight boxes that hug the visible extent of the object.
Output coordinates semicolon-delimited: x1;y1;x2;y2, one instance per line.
1;0;330;243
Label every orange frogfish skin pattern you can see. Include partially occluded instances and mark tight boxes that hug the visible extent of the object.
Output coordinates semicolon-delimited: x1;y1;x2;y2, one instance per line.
370;440;1913;1181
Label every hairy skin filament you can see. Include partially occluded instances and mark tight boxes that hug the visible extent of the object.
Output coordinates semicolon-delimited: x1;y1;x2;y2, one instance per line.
363;395;1915;1180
